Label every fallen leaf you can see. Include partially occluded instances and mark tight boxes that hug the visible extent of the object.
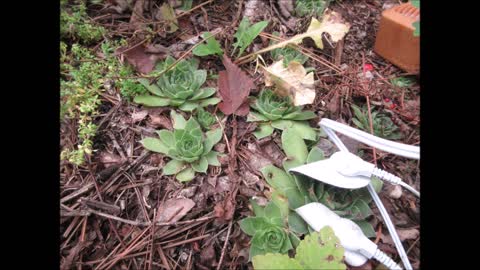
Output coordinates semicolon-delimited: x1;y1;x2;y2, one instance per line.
118;45;160;74
217;54;254;116
214;193;235;222
156;3;179;33
131;110;148;123
148;114;173;129
263;60;315;106
245;10;350;57
156;198;195;223
98;152;123;167
381;228;419;245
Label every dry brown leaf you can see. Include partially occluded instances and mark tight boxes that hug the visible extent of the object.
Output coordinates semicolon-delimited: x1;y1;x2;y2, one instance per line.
381;228;419;245
156;198;195;223
118;44;160;74
131;110;148;123
263;60;315;106
218;54;254;116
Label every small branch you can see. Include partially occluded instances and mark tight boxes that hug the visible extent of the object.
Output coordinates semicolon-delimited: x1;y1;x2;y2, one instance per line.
216;220;233;270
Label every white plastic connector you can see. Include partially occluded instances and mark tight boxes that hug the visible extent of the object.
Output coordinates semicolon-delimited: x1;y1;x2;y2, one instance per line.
296;202;402;270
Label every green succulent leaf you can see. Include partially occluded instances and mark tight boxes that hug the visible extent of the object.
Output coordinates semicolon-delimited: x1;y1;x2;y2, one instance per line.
240;217;270;236
264;202;284;227
271;191;290;218
138;78;164;96
253;123;274;139
261;165;305;209
288;211;308;235
193;32;223;56
163;159;186;175
204;150;221;166
289;232;301;248
157;130;175;146
250;224;292;259
199;97;221;107
170;111;187;129
250;199;265;217
307;147;325;163
282;110;317;120
178;102;199;111
191;87;216;100
134;95;171;107
191;156;209;173
271;120;317;141
141;138;169;154
354;220;376;238
196;107;216;129
282;129;308;171
176;166;196;182
203;128;223;154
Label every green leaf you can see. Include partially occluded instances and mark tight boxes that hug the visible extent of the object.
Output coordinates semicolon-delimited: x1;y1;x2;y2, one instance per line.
178;102;199;111
271;191;290;218
289;232;301;248
261;165;305;209
204;150;220;166
264;202;284;227
282;110;316;121
411;0;420;8
163;159;185;175
176;167;196;182
307;147;325;163
193;32;223;56
191;87;216;100
233;18;269;57
354;220;376;238
134;95;170;107
191;156;208;173
295;227;346;270
250;199;265;217
239;217;269;236
253;123;274;139
203;128;223;154
199;97;221;107
170;111;187;129
253;253;303;269
281;129;308;171
141;138;169;154
272;120;317;141
157;130;175;146
288;212;308;235
247;111;270;122
138;78;164;96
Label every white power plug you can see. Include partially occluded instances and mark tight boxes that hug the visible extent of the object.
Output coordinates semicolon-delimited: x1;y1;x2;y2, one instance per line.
296;202;402;270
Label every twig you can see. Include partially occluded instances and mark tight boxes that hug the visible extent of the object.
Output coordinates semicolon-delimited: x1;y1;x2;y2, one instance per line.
60;182;94;203
216;220;233;270
161;234;210;249
157;246;171;270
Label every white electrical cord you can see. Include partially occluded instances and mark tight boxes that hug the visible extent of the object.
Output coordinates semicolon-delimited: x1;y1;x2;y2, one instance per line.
319;119;415;270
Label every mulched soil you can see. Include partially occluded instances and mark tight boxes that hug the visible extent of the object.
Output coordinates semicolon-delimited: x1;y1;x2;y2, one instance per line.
60;1;420;269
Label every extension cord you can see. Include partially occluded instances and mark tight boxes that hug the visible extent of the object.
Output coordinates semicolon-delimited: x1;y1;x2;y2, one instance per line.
296;202;402;270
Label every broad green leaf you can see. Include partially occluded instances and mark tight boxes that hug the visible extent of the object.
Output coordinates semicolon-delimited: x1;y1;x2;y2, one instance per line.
233;18;269;57
191;156;208;173
295;227;346;270
250;199;265;217
178;102;198;111
307;147;325;163
134;95;170;107
271;191;290;218
272;120;317;141
282;129;308;171
193;32;223;56
354;220;376;238
350;199;373;220
191;87;216;100
264;202;283;227
203;128;223;154
288;211;308;235
239;217;270;236
170;111;187;129
282;110;316;121
253;123;274;139
205;150;220;166
141;138;169;154
163;159;185;175
262;165;305;209
157;130;175;146
247;110;270;122
176;167;195;182
199;97;221;107
138;78;164;96
253;253;303;269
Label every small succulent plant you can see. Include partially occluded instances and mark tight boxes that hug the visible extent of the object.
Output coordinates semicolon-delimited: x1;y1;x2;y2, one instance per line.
134;56;220;111
140;111;222;182
270;32;308;67
240;201;295;260
351;104;402;140
195;107;216;130
247;89;317;140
